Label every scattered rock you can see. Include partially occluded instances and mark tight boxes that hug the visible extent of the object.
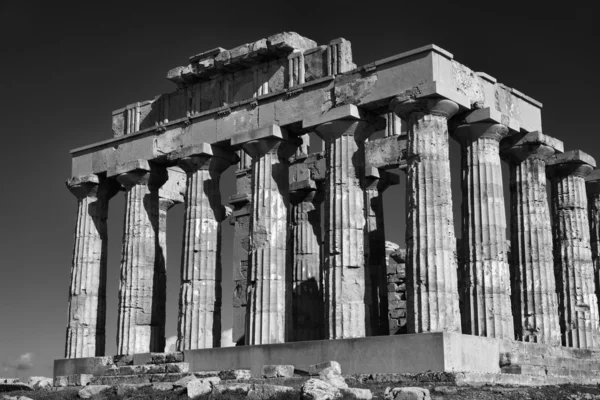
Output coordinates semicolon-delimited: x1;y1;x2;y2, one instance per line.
219;369;252;380
78;384;111;399
28;376;52;389
340;388;372;400
152;382;174;391
319;367;348;389
301;378;340;400
188;377;220;398
262;365;295;378
248;384;295;400
174;375;198;388
309;361;342;376
384;387;430;400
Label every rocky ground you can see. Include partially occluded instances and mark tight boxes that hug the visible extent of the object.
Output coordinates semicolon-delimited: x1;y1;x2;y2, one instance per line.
4;363;600;400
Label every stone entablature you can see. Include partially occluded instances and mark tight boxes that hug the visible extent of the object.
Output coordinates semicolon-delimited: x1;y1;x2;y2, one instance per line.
71;35;541;179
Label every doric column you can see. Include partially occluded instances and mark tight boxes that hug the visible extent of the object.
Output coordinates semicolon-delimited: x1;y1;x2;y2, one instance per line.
365;168;399;335
171;144;237;350
452;120;514;339
501;131;562;345
303;105;380;339
65;174;119;358
233;125;291;345
290;179;323;341
390;97;461;333
586;169;600;320
110;160;167;355
547;150;600;348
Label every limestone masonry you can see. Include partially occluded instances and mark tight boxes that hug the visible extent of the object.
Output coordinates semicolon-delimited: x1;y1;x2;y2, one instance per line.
62;32;600;384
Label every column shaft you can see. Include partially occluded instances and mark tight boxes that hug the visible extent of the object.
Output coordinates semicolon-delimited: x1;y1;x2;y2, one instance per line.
65;176;116;358
506;147;561;345
291;188;323;341
116;166;167;354
456;124;514;338
246;141;290;344
588;181;600;322
393;99;461;333
550;161;600;348
178;157;225;350
324;134;370;339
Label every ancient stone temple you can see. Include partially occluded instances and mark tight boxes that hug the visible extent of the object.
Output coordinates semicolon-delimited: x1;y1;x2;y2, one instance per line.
58;32;600;385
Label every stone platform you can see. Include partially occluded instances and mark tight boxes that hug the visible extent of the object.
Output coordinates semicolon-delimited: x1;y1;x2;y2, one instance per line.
54;333;600;385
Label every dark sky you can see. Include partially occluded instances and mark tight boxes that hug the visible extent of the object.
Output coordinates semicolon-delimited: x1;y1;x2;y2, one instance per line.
0;0;597;379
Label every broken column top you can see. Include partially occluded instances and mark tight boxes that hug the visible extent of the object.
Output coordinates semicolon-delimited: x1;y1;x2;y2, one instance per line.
167;32;318;86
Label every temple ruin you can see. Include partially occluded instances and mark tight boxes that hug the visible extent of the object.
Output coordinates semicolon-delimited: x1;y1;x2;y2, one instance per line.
58;32;600;384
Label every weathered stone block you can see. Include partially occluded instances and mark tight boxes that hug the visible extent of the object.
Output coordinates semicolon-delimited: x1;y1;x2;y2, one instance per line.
384;387;430;400
301;379;339;400
248;384;296;400
219;369;252;380
261;364;295;378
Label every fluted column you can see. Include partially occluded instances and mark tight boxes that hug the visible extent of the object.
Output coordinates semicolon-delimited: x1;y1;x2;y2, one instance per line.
65;174;119;358
239;128;291;345
452;122;514;339
501;131;562;345
586;170;600;320
175;145;236;350
112;160;167;355
365;169;398;335
290;180;323;341
310;109;376;339
548;151;600;348
390;98;461;333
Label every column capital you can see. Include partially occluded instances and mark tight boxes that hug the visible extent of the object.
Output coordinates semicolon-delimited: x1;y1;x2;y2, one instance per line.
501;131;563;163
171;144;239;174
390;97;459;120
452;122;509;143
302;104;385;142
290;179;321;204
110;160;168;191
547;150;596;179
232;125;293;159
585;169;600;195
66;174;99;199
364;167;400;191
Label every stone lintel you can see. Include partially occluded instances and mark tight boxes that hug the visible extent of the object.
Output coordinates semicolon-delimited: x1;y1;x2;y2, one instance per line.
392;82;471;111
365;135;407;171
290;179;317;193
107;159;150;177
501;131;564;154
464;107;520;132
230;125;287;148
547;150;596;169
